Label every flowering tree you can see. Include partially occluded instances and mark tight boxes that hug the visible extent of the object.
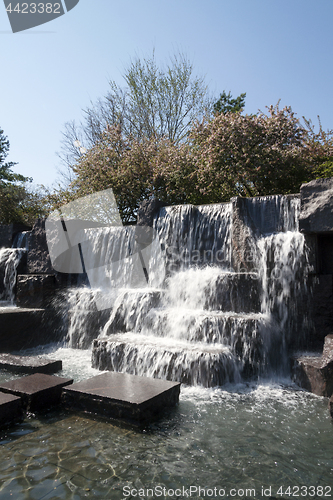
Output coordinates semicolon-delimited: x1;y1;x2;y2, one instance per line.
189;104;325;201
50;104;333;224
69;125;194;223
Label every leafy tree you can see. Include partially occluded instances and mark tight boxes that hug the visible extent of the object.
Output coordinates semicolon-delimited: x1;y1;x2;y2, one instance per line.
213;90;246;115
58;52;212;172
0;127;46;225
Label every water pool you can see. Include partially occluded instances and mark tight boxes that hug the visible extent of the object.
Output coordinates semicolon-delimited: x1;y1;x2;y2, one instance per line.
0;346;332;500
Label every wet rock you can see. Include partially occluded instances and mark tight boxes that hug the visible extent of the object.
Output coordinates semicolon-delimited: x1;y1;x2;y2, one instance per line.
292;334;333;397
136;199;167;228
26;219;53;273
299;178;333;233
231;195;299;272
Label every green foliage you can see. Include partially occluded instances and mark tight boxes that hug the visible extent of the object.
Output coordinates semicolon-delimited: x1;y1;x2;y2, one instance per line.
0;127;47;225
213;91;246;115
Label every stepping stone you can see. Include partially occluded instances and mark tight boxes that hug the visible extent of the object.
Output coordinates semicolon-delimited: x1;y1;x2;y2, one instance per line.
0;373;73;412
62;372;180;424
0;392;23;427
0;353;62;375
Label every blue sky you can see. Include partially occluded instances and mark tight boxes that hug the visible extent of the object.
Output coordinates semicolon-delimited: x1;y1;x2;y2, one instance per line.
1;0;333;188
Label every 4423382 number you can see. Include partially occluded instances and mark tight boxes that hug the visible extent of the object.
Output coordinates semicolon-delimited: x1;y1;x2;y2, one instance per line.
5;3;61;14
276;485;331;497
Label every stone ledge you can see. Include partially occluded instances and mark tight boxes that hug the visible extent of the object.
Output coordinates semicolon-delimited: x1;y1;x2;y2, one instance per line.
62;372;180;424
0;354;62;375
0;373;73;412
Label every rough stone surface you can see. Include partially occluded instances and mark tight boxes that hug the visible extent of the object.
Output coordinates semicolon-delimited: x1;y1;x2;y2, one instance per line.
62;372;180;424
0;392;23;427
299;178;333;233
210;272;260;313
328;395;333;418
0;373;73;411
67;309;112;349
292;335;333;396
26;219;53;274
0;354;62;374
231;195;299;272
0;307;64;352
16;274;57;308
0;223;31;249
136;199;167;228
309;275;333;347
292;356;330;396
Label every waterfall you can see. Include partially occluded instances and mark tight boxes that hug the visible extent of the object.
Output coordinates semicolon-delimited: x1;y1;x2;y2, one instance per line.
0;248;26;304
64;196;312;387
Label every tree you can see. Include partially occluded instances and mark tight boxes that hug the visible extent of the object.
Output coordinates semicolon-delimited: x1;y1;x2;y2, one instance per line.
302;116;333;179
213;90;246;115
189;104;315;201
0;127;47;225
63;125;194;224
58;52;212;172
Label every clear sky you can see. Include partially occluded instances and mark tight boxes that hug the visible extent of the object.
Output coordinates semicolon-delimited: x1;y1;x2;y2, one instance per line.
1;0;332;189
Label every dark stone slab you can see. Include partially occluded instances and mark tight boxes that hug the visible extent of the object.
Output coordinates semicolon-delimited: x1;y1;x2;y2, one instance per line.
299;178;333;234
16;274;57;308
0;373;73;412
0;354;62;374
0;392;23;427
0;307;64;352
62;372;180;424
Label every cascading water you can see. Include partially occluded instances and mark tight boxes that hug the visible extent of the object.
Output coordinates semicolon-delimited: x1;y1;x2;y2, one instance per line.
65;197;313;387
0;247;26;304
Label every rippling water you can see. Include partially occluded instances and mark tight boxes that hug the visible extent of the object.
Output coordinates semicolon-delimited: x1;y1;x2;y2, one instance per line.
0;347;332;500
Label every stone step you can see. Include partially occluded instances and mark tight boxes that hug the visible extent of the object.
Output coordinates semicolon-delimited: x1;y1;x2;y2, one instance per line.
92;333;251;387
0;353;62;375
0;373;73;412
201;272;261;313
0;392;23;428
16;274;57;309
0;307;63;351
140;309;267;344
61;372;180;425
